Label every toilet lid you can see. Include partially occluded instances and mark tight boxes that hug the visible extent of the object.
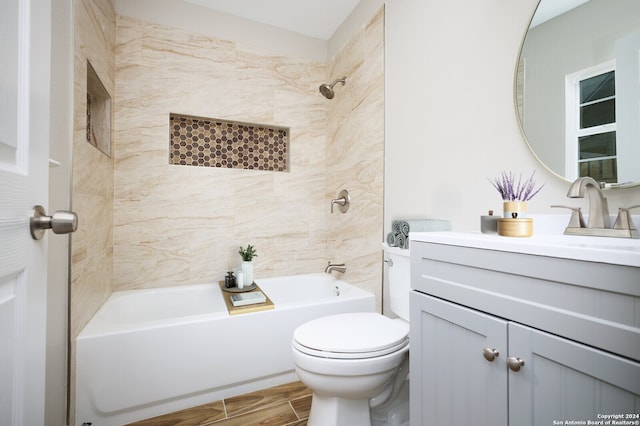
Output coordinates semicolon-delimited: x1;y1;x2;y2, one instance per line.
293;313;409;359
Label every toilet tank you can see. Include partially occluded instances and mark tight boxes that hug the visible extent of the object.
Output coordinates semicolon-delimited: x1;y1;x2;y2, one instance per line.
383;243;411;321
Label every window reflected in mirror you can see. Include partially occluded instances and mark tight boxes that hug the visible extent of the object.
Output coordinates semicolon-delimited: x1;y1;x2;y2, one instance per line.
516;0;640;187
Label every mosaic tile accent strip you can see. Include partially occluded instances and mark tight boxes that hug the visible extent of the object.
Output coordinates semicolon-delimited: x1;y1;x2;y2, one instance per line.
169;114;289;171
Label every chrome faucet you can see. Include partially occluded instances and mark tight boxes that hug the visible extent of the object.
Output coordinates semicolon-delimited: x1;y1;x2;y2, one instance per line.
325;262;346;274
566;176;610;229
555;177;639;238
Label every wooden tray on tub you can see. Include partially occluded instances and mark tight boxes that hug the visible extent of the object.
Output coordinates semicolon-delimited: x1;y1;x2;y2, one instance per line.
218;282;274;316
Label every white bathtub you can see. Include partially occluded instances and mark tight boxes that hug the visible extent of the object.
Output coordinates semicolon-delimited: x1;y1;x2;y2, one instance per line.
75;273;375;426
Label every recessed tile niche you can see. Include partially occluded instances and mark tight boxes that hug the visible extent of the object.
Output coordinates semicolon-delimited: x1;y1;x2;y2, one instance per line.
86;61;111;157
169;114;289;171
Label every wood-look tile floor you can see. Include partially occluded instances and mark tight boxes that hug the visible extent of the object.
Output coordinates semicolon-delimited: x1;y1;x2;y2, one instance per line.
127;381;311;426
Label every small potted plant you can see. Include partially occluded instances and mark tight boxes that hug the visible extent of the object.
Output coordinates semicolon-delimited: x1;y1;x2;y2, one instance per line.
239;244;257;286
489;171;544;218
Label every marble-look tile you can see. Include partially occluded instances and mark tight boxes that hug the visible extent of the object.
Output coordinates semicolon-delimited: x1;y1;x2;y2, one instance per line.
105;8;383;294
113;16;336;289
325;7;385;309
113;218;193;290
72;135;113;197
70;244;112;337
115;16;143;67
75;0;116;90
71;192;113;267
70;2;117;423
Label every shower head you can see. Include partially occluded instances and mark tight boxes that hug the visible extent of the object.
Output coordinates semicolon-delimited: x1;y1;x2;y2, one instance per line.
319;77;346;99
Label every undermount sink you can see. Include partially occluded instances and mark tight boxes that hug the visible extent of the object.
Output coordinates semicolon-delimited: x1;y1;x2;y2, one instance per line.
410;215;640;267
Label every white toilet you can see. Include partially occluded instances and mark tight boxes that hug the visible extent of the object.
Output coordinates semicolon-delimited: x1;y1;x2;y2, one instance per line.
291;244;411;426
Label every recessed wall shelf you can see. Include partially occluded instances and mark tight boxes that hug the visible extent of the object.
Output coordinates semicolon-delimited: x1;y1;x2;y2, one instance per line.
86;61;111;157
169;114;289;171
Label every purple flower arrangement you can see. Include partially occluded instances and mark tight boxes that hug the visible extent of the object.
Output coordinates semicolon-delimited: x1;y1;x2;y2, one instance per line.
489;171;544;202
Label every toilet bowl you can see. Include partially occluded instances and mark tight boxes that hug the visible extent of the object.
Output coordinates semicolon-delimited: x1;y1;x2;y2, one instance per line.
292;312;409;426
291;244;411;426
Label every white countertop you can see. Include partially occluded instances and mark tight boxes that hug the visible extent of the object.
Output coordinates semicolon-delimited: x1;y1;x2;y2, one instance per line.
410;230;640;267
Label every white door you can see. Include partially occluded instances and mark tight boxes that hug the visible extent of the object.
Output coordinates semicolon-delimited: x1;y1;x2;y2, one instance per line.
1;0;52;424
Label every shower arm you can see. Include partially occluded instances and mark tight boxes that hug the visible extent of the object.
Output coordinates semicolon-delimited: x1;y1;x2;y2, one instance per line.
331;77;346;87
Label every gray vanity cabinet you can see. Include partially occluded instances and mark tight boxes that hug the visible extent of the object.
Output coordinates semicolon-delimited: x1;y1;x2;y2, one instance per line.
410;293;508;426
508;322;640;425
409;238;640;426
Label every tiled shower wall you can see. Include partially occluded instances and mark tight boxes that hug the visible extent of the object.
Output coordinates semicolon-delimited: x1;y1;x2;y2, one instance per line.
111;11;384;295
69;2;385;337
113;15;328;290
70;0;116;423
325;9;384;299
72;0;115;337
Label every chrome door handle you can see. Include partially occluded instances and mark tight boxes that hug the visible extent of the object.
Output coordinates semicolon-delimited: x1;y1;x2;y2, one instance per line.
30;205;78;240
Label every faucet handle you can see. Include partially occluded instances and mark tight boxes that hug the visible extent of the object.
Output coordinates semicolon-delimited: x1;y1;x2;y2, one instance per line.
330;189;350;214
551;205;585;228
613;204;640;231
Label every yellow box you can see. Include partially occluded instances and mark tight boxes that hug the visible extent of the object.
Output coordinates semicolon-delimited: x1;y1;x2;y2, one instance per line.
497;218;533;237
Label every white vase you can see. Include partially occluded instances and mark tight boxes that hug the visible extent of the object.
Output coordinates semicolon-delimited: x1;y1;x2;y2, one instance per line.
503;201;527;219
241;261;253;286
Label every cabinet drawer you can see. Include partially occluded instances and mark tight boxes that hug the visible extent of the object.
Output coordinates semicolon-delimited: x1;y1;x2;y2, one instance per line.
411;241;640;361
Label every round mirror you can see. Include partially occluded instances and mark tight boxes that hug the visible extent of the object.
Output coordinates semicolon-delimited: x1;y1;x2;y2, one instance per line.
516;0;640;188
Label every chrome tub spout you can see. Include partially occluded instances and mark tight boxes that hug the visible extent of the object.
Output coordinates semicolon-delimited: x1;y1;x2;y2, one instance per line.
325;262;346;274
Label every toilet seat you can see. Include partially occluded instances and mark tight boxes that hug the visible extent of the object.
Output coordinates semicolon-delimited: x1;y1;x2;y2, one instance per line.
293;313;409;360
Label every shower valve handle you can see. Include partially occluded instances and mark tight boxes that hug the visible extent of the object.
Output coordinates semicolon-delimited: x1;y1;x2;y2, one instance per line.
330;190;350;214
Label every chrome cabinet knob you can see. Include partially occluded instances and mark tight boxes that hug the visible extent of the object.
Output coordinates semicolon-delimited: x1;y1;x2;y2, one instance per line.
507;356;525;372
482;347;500;362
30;205;78;240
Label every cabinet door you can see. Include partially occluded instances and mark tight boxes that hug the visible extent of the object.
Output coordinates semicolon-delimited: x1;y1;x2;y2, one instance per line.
410;292;509;426
508;322;640;426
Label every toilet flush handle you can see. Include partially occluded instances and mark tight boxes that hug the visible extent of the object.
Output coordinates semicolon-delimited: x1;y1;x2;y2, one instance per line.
383;258;393;267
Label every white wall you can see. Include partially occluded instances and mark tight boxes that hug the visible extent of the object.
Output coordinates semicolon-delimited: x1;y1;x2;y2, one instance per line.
384;0;640;235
